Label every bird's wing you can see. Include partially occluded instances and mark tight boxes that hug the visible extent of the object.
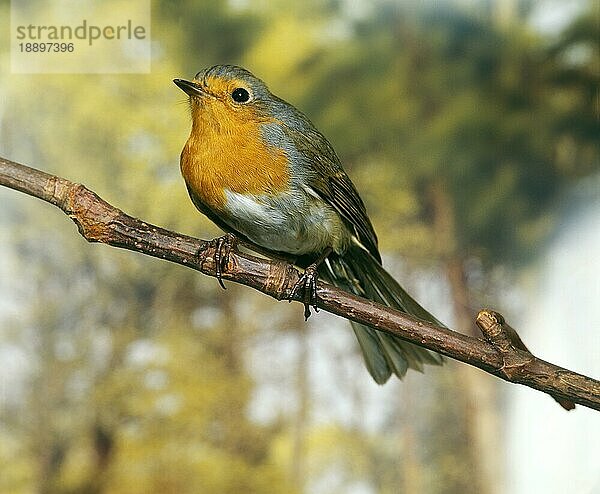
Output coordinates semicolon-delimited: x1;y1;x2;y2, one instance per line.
284;125;381;262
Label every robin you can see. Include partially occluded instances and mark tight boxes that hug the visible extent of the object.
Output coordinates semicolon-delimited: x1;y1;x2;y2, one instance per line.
174;64;443;383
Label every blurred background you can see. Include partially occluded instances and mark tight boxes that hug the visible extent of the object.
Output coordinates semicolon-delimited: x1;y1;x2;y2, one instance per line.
0;0;598;493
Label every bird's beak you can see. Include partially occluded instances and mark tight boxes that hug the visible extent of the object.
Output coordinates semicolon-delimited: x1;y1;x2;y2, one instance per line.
173;78;206;97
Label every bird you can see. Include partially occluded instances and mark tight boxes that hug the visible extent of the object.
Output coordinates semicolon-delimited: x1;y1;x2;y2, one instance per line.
174;64;443;383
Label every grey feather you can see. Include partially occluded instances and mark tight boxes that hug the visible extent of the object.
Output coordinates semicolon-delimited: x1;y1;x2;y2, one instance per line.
322;245;443;383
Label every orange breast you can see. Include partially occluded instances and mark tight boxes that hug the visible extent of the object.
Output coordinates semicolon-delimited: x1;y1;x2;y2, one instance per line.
180;102;290;212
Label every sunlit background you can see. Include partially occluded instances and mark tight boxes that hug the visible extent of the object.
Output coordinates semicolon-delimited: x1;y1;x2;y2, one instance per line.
1;1;599;493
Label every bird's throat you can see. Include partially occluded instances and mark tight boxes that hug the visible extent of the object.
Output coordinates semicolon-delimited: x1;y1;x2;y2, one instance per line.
180;108;290;211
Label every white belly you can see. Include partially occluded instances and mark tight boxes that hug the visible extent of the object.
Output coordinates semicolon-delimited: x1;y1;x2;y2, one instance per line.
222;188;348;255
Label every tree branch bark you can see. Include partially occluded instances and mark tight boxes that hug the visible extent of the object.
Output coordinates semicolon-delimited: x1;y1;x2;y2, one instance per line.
1;156;599;411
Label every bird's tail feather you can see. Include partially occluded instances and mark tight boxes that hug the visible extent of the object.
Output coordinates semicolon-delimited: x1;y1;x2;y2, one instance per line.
321;245;443;384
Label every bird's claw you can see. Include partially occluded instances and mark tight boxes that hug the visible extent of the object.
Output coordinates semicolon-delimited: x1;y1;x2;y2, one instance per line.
199;233;237;289
289;264;319;320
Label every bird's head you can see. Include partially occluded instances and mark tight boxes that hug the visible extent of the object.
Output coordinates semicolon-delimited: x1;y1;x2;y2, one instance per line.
174;65;276;126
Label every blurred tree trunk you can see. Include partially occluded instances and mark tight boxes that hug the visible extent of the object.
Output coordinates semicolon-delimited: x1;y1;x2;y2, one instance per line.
75;423;113;494
429;180;501;494
400;378;424;494
291;319;309;492
31;304;66;494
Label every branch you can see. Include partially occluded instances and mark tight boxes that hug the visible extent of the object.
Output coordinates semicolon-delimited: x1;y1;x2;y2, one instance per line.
1;156;599;411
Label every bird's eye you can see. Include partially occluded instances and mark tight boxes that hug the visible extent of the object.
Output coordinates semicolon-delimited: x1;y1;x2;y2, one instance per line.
231;87;250;103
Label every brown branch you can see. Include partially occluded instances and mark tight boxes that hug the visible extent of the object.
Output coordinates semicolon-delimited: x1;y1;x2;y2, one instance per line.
1;156;599;411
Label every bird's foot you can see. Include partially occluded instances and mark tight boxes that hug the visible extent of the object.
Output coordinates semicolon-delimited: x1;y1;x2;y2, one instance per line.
289;263;320;321
199;233;237;289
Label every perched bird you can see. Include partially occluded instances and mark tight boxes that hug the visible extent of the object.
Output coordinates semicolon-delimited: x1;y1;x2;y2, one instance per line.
174;65;443;383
